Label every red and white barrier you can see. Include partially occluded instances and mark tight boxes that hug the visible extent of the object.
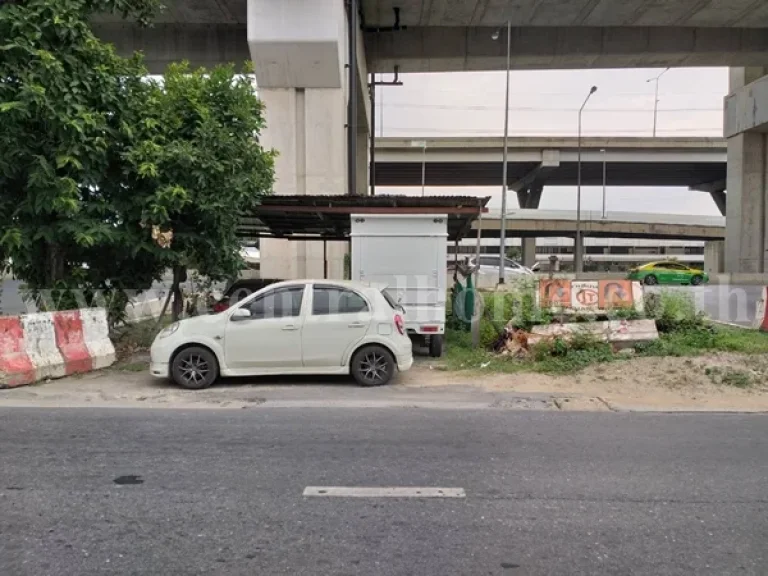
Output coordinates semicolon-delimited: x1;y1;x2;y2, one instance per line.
0;309;115;389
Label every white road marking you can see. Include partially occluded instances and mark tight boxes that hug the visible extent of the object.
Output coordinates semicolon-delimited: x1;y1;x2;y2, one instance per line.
303;486;466;498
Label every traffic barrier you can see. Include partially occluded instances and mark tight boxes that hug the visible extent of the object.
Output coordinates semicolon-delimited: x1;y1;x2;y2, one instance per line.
53;310;92;375
0;317;35;388
81;308;116;370
0;308;115;388
20;313;66;381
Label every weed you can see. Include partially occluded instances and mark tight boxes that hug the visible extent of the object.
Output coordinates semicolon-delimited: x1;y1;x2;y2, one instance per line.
118;361;149;372
705;366;754;389
644;290;705;333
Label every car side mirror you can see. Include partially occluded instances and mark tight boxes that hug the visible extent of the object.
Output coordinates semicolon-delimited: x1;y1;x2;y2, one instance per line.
230;308;251;321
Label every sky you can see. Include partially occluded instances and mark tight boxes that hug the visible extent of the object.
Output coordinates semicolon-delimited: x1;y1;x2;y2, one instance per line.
374;67;728;217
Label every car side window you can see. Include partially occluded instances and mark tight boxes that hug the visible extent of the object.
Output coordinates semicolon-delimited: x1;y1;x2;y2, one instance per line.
664;263;687;270
242;287;304;319
312;287;370;316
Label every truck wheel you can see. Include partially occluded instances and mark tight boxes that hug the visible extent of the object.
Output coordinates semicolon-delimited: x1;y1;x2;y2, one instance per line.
429;334;444;358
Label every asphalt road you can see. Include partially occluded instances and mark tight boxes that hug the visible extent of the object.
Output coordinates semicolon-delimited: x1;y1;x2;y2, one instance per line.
1;408;766;575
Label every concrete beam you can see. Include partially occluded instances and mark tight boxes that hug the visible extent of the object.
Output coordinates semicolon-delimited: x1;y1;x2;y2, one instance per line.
510;150;560;193
516;186;543;210
366;26;768;73
710;190;727;216
95;23;250;75
724;73;768;137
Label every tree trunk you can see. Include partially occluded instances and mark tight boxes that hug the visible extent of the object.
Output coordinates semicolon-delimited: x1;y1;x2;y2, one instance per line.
171;265;187;322
45;243;66;286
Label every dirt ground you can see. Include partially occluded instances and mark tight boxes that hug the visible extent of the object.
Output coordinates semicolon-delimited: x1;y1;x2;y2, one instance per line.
412;353;768;412
1;353;767;412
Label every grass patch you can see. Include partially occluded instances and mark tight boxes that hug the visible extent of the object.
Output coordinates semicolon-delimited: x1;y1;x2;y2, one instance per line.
443;328;618;375
637;325;768;358
118;361;149;372
111;318;172;360
705;366;754;388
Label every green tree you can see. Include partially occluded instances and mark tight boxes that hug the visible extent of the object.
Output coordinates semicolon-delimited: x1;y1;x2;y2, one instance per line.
126;62;275;319
0;0;164;318
1;1;275;323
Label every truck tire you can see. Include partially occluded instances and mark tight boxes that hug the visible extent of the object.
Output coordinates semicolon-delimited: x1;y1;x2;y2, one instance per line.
429;334;444;358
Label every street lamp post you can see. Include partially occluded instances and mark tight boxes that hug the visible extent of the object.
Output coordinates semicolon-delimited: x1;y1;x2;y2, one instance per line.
647;67;669;137
492;20;511;284
575;85;597;275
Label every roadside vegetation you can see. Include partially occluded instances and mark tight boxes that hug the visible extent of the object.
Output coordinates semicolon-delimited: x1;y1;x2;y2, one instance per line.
0;0;275;326
443;284;768;378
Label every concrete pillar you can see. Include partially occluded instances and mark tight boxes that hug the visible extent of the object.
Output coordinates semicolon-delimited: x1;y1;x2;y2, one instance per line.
705;241;725;275
517;185;542;269
247;0;368;278
257;88;348;279
521;238;536;268
724;67;768;274
356;126;369;195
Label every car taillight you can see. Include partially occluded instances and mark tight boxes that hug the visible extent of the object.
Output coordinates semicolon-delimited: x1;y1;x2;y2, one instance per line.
394;314;405;335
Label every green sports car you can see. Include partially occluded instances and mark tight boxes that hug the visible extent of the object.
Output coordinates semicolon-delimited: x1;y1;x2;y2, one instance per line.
627;261;709;286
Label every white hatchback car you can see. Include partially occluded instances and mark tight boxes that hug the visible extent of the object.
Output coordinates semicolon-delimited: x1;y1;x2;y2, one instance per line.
150;280;414;389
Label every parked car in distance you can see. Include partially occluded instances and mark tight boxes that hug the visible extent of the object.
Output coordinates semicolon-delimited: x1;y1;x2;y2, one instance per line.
470;256;535;278
151;280;413;389
627;261;709;286
211;278;280;313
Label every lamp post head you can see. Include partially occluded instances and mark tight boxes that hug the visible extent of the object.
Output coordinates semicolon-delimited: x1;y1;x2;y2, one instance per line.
589;86;597;94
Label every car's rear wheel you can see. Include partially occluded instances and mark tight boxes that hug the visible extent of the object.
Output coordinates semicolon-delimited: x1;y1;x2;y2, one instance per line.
172;346;218;390
644;275;658;286
691;275;704;286
351;345;395;387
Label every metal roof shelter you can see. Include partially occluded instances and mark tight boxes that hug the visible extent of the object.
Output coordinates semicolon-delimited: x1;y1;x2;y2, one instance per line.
237;195;490;242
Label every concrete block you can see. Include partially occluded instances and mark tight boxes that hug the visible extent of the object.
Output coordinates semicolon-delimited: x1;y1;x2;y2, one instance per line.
20;313;66;381
53;311;93;375
81;308;116;370
528;319;659;349
0;317;35;388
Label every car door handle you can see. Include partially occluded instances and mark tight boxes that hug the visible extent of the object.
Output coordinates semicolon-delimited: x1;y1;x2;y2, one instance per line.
282;325;299;331
348;322;366;328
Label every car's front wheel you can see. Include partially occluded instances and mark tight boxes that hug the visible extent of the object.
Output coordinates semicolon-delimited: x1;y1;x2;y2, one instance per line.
351;345;396;387
171;346;219;390
644;275;658;286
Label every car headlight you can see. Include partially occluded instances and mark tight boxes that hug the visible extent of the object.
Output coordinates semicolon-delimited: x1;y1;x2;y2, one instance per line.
157;322;180;339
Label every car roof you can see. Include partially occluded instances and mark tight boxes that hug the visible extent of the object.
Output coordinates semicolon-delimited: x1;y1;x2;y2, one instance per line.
263;279;384;293
643;261;687;268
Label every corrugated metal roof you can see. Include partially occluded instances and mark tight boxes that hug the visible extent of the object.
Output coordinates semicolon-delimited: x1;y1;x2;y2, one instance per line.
238;195;490;242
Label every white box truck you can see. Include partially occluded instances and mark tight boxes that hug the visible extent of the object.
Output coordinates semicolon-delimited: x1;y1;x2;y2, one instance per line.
351;213;447;357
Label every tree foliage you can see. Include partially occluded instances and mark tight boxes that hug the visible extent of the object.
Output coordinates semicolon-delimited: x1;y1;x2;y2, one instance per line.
0;0;275;322
127;62;275;318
